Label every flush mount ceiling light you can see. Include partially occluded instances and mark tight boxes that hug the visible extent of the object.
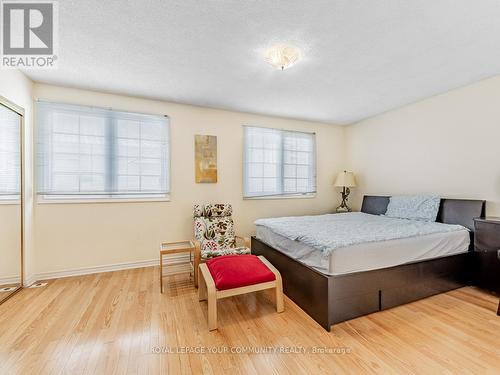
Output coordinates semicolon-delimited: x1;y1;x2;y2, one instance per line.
264;44;302;70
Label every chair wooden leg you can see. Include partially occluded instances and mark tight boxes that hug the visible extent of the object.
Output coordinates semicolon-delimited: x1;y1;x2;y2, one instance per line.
198;266;207;301
207;287;217;331
160;254;163;294
497;300;500;316
194;241;201;288
194;259;199;288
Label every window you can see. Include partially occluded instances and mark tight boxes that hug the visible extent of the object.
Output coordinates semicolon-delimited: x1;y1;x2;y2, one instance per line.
0;104;21;201
36;102;170;200
243;126;316;198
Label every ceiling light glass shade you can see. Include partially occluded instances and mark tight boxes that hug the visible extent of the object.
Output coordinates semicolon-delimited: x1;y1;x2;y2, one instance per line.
264;44;302;70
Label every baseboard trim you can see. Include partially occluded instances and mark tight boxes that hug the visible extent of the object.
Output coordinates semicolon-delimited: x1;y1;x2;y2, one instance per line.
0;276;22;285
29;253;191;284
24;275;38;287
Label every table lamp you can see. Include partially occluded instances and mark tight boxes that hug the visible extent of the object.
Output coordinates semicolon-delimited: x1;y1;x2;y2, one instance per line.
334;171;356;213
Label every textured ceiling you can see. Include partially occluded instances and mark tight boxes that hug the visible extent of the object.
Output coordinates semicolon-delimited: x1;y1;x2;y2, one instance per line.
24;0;500;124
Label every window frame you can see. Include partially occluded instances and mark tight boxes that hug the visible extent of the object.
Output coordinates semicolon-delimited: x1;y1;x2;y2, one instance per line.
0;97;24;205
242;125;317;200
35;101;171;203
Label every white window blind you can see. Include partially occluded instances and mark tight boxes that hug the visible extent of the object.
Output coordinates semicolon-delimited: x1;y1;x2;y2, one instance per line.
0;104;21;201
36;101;170;200
243;126;316;198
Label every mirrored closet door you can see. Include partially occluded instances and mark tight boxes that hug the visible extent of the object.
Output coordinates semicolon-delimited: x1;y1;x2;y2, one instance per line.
0;96;23;304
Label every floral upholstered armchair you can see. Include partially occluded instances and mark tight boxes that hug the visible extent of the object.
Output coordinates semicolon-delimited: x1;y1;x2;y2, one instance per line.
193;204;251;287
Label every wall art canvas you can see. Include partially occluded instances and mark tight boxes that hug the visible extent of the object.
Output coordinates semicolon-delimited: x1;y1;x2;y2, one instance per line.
195;135;218;183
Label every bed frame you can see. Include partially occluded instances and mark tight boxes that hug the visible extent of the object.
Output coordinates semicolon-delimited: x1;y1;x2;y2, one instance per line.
251;196;486;331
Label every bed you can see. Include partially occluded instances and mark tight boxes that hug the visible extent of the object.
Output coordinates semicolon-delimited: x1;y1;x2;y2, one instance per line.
251;195;485;331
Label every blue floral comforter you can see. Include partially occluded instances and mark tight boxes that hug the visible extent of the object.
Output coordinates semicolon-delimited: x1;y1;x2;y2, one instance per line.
255;212;467;257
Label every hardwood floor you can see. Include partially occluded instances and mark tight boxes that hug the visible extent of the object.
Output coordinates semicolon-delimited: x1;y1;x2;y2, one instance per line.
1;267;499;375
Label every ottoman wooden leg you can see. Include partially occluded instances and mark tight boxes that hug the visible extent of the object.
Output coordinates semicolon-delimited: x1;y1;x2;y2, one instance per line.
259;256;284;313
275;276;284;313
207;289;217;331
199;263;218;330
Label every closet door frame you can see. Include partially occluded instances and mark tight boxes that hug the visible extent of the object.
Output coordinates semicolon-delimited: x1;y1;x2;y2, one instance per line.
0;95;25;304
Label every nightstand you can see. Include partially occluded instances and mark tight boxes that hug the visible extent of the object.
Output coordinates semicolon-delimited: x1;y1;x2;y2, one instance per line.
159;240;195;293
473;217;500;294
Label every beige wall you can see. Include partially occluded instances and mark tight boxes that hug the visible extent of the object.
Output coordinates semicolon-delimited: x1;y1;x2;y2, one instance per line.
0;70;34;284
33;84;345;274
0;205;21;283
13;72;499;278
346;75;500;215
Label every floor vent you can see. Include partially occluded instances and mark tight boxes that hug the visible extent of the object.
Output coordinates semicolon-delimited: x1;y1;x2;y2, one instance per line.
29;282;48;289
0;286;18;292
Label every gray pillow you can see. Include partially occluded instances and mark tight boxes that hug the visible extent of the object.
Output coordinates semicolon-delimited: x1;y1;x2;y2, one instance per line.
384;195;440;222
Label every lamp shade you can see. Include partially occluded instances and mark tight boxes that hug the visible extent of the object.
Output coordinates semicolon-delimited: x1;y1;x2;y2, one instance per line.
334;171;356;188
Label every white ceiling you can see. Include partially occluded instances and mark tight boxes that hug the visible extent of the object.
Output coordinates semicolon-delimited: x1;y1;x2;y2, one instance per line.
24;0;500;125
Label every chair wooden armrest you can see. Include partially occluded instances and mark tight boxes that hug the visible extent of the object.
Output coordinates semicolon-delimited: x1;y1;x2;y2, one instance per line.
235;235;251;249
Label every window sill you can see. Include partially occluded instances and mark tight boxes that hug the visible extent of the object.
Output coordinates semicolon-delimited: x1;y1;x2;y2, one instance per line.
0;200;21;205
36;196;171;204
244;194;316;201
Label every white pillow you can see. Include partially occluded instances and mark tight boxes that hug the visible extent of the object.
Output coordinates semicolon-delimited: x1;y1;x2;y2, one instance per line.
384;195;440;222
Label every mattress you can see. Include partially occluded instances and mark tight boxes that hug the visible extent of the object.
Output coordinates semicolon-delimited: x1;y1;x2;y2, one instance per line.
256;225;470;276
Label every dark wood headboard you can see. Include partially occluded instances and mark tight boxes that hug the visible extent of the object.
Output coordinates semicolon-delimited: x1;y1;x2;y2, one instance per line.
361;195;486;232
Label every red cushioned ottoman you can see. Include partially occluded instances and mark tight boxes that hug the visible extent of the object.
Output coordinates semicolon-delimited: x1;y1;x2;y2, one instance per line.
206;254;276;290
198;254;284;330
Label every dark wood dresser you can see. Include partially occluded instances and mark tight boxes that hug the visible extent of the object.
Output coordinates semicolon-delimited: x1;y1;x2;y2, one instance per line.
473;217;500;294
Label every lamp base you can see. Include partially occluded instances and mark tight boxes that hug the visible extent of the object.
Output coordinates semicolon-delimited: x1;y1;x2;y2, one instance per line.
336;204;352;213
336;187;352;213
